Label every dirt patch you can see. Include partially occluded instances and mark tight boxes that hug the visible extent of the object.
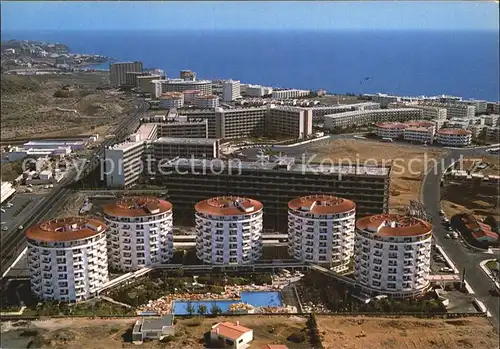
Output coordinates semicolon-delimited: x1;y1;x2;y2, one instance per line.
314;139;445;213
1;72;135;139
316;315;498;349
442;156;500;220
17;316;311;349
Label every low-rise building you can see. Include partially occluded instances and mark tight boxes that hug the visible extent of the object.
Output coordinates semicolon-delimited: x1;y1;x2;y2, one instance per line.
272;89;310;100
210;322;253;349
193;94;219;109
310;102;380;122
159;92;184;109
436;128;472;147
183;89;202;103
132;315;175;343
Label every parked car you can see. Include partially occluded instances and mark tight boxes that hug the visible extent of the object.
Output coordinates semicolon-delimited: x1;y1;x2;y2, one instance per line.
2;226;8;231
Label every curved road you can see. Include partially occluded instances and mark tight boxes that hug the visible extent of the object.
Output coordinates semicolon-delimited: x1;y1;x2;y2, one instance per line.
421;146;500;331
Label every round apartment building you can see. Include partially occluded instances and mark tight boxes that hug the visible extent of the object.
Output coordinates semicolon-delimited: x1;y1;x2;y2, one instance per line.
436;128;472;147
26;217;108;302
195;196;263;264
354;214;432;298
103;196;174;271
287;195;356;271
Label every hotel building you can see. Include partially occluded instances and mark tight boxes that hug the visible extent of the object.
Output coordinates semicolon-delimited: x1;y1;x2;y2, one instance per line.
193;94;219;109
110;61;143;87
216;107;268;139
389;104;447;121
436;128;472;147
156;157;390;230
272;89;310;100
158;92;184;109
310;103;380;122
180;70;196;81
243;84;273;97
103;197;174;271
137;75;162;94
287;195;356;271
324;108;423;130
195;196;263;264
152;137;220;159
156;119;208;139
183;90;202;103
222;80;241;102
151;79;212;98
420;102;475;119
267;105;313;138
26;217;108;302
354;214;432;298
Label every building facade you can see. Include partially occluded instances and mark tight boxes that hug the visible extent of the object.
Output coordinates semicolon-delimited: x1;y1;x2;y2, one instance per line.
103;197;174;271
287;195;356;271
110;61;143;87
436;128;472;147
222;80;241;102
354;214;432;298
195;197;263;264
272;89;310;100
193;95;219;109
155;157;390;230
324;108;423;130
152;137;220;159
26;217;109;302
158;92;184;109
267;105;313;138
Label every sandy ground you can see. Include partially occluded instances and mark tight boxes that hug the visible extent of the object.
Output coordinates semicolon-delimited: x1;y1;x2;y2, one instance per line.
316;315;499;349
314;139;445;213
442;156;500;220
1;72;134;139
3;316;311;349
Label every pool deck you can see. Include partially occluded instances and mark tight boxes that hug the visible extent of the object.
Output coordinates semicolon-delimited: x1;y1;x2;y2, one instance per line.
137;285;286;316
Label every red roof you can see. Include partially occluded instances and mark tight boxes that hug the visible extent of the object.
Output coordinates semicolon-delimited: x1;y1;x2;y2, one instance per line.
462;214;499;241
211;322;252;340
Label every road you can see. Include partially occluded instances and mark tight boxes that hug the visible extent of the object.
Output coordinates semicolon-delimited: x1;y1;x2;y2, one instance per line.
421;146;500;331
0;100;149;276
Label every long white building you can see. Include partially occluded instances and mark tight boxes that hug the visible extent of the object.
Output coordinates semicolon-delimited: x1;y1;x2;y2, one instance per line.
195;196;263;264
272;89;310;100
325;108;423;130
287;195;356;271
103;197;174;271
436;128;472;147
354;214;432;298
26;217;109;302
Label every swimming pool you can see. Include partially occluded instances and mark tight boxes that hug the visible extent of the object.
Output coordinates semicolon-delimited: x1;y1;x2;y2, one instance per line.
173;291;282;315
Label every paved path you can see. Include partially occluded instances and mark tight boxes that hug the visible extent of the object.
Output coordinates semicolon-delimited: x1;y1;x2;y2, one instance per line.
421;147;500;331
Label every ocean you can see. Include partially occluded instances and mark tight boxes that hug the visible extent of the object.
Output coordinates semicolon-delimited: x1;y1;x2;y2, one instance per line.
2;29;499;100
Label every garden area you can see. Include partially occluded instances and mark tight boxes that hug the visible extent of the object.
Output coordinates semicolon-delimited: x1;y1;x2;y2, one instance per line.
107;271;274;307
296;271;446;314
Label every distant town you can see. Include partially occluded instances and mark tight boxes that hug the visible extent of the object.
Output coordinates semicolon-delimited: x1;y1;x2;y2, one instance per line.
1;40;499;349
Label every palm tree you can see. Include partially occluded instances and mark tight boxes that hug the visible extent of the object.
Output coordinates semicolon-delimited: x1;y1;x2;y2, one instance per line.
197;304;207;315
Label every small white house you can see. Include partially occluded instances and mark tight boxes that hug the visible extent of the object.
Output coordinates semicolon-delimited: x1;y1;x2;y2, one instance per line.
210;321;253;349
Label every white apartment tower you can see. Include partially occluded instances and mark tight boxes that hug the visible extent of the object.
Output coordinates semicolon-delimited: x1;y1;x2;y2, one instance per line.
103;197;174;271
354;214;432;298
287;195;356;271
195;196;263;264
26;217;109;302
223;80;241;102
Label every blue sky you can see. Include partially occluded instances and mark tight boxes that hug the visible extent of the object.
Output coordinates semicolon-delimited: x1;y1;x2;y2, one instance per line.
1;1;498;31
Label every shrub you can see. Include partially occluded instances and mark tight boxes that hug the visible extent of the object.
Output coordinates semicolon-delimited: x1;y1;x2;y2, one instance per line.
287;331;306;343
